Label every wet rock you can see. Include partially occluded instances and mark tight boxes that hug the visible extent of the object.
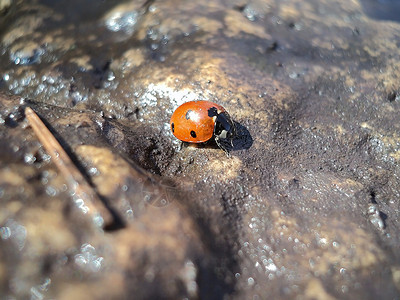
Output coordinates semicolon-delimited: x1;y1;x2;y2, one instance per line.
1;0;400;299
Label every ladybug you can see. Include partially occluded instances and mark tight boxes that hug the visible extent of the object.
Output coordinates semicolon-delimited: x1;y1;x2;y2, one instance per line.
170;100;235;153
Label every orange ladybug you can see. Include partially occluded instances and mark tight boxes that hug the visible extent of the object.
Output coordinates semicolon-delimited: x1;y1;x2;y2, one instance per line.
170;100;235;153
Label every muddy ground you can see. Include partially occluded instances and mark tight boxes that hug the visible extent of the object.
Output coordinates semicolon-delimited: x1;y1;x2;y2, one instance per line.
1;0;400;299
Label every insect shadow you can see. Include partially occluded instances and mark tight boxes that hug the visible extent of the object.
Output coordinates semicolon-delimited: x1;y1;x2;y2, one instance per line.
231;120;253;151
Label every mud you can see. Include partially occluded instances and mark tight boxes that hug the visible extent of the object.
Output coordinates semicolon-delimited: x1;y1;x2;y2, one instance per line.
1;0;400;299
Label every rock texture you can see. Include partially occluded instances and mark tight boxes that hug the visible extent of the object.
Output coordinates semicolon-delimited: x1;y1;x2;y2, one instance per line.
1;0;400;299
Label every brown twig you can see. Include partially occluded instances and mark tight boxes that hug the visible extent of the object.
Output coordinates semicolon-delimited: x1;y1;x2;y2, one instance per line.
25;106;113;229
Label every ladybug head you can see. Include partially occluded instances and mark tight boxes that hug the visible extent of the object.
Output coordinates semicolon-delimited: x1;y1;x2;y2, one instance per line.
213;111;236;152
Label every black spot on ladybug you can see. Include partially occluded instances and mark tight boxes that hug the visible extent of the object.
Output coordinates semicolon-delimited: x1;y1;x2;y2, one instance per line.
208;107;218;117
185;110;192;120
190;130;197;138
171;123;175;133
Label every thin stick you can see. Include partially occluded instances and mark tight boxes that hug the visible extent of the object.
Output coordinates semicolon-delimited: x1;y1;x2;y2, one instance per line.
25;106;113;229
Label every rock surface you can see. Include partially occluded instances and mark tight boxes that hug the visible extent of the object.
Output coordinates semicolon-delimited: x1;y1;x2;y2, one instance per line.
1;0;400;299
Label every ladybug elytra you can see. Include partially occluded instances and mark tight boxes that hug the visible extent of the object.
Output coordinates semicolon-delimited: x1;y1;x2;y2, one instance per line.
170;100;235;153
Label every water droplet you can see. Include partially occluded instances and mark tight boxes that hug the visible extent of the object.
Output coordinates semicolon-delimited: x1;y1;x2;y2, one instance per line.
0;226;11;239
265;261;277;272
73;197;89;214
247;277;255;286
180;260;198;296
309;258;315;268
1;219;26;250
368;203;385;231
107;71;116;81
88;167;99;176
45;186;57;197
74;243;104;273
317;237;328;247
105;10;140;35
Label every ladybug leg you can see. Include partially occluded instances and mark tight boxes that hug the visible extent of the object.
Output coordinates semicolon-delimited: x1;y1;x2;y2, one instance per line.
229;122;237;150
215;136;231;158
228;121;237;148
178;141;191;151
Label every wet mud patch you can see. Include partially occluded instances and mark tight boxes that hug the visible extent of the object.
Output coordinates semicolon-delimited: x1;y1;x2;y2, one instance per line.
99;119;176;175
